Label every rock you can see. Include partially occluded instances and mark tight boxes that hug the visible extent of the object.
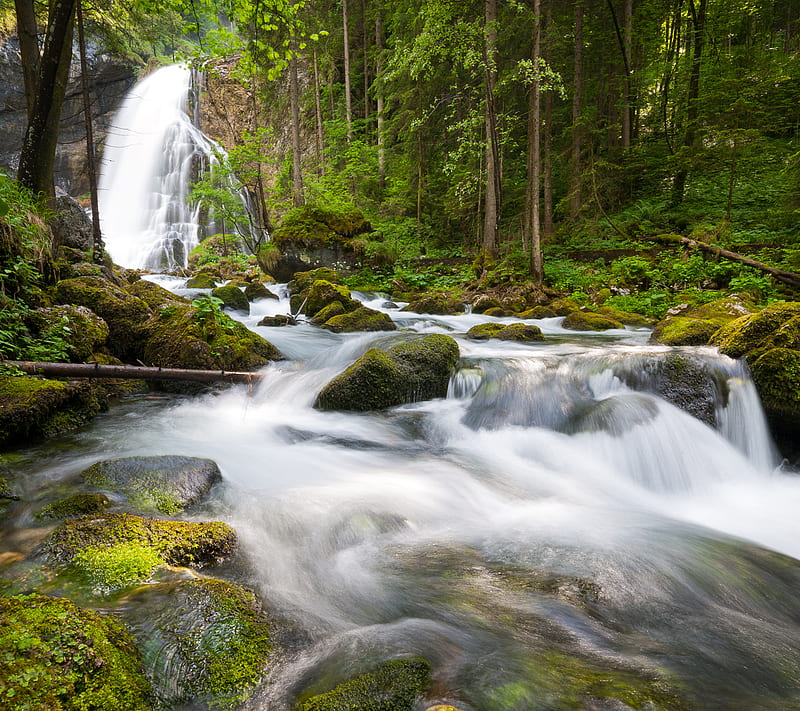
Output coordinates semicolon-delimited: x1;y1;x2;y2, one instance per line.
0;594;152;710
321;306;397;333
400;294;465;315
304;280;360;318
472;295;501;314
125;279;188;310
466;322;543;342
650;294;756;346
211;284;250;313
258;315;297;327
244;281;278;301
562;310;624;331
295;657;431;711
37;512;237;568
310;301;347;325
547;297;583;316
315;334;460;411
749;347;800;441
185;274;218;289
288;267;342;295
466;323;504;340
54;276;152;361
382;301;399;309
483;306;507;317
71;542;164;594
80;455;222;515
596;305;656;328
49;194;93;252
28;304;109;361
34;493;111;521
517;305;557;319
709;301;800;359
124;578;272;709
0;375;105;448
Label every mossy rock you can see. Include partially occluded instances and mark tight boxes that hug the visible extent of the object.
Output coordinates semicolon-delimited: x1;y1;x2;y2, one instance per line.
54;276;152;361
596;305;656;328
547;297;583;316
310;301;347;325
186;274;218;289
466;323;504;340
562;310;624;331
28;304;109;361
400;294;465;315
273;206;372;249
141;301;281;371
34;493;112;521
750;347;800;433
295;657;432;711
0;375;105;448
37;512;237;568
321;306;397;333
124;578;272;709
126;279;189;311
494;323;545;342
471;295;501;314
244;281;278;301
71;543;164;594
304;280;360;318
258;315;297;327
80;456;222;515
0;594;153;710
211;284;250;313
710;301;800;359
483;306;508;317
315;334;460;411
517;305;557;319
651;294;757;347
288;267;342;295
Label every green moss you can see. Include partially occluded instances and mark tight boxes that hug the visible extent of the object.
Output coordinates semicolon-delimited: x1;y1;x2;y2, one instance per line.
304;280;359;317
295;657;431;711
38;513;237;568
125;280;188;311
287;267;342;294
310;301;347;325
0;594;152;710
494;323;545;342
483;306;507;317
547;297;583;316
273;206;371;249
321;306;397;333
562;310;625;331
28;304;109;361
400;294;465;315
596;305;655;328
518;305;557;319
186;274;218;289
211;284;250;313
34;493;111;521
71;543;162;594
651;295;759;347
467;323;504;340
710;302;800;358
244;281;277;301
750;348;800;425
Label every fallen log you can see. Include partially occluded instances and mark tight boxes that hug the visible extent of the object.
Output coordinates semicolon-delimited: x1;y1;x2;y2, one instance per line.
2;360;265;385
650;234;800;290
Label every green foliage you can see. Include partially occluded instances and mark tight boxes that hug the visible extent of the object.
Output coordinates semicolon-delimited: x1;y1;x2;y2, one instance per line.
72;543;162;594
191;295;233;335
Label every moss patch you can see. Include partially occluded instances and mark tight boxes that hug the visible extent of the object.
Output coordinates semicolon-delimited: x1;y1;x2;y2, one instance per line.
651;294;757;346
562;310;624;331
28;305;109;361
72;543;162;594
211;284;250;313
0;593;152;710
400;294;465;315
34;493;111;521
321;306;397;333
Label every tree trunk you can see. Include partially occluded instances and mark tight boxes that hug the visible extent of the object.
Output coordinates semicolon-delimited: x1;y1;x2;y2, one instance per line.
569;1;583;219
375;7;385;187
482;0;500;256
14;0;39;119
343;0;353;142
623;0;633;148
543;0;553;238
288;40;304;207
312;50;325;173
362;0;370;129
524;0;543;284
17;0;77;197
76;0;103;262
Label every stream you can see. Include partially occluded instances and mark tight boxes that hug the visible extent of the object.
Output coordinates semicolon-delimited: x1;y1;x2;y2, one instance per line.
4;279;800;710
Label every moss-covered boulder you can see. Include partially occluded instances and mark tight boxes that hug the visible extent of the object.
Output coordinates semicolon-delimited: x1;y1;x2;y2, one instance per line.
596;305;656;328
34;493;111;521
211;284;250;313
315;334;460;411
124;578;272;709
321;306;397;333
650;294;756;346
140;300;281;371
709;301;800;359
126;279;188;311
288;267;342;295
258;315;297;327
0;594;153;710
244;281;278;301
28;304;109;361
185;274;218;289
80;456;222;515
547;297;583;316
0;375;105;448
466;323;504;340
749;348;800;433
562;310;624;331
466;322;544;342
517;305;558;319
295;657;432;711
400;294;465;315
310;301;347;325
471;295;502;314
37;513;237;568
54;276;152;361
304;280;360;318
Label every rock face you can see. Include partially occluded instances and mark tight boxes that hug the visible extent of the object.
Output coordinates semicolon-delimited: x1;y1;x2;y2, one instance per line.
315;334;460;411
49;195;93;251
80;455;222;515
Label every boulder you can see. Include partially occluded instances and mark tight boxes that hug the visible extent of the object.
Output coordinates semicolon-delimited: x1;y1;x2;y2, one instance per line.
517;305;557;319
34;493;111;521
185;274;217;289
709;301;800;359
310;301;347;325
315;334;460;411
126;278;188;310
258;315;297;327
650;294;756;346
49;194;93;252
244;281;278;301
28;304;109;361
562;310;624;331
295;657;431;711
211;284;250;313
471;295;501;314
124;578;272;709
288;267;342;295
400;294;465;315
80;455;222;515
304;280;360;318
37;512;237;568
321;306;397;333
0;594;152;710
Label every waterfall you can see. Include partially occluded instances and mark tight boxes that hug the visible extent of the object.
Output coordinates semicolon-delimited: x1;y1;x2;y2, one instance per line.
97;64;251;271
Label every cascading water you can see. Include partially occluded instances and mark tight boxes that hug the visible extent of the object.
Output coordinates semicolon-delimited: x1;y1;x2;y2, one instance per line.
3;285;800;710
97;64;254;271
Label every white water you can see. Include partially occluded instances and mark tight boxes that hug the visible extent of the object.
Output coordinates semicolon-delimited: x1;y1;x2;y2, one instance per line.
98;65;222;271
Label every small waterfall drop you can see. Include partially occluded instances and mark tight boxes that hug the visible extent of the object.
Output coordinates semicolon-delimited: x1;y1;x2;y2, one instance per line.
98;64;235;271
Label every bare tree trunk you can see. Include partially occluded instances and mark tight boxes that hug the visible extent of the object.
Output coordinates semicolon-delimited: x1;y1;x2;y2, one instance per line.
623;0;633;148
524;0;543;284
569;1;583;220
288;40;304;207
313;50;325;173
343;0;353;142
362;0;369;130
375;7;385;187
543;0;553;238
14;0;39;119
76;0;103;262
482;0;500;256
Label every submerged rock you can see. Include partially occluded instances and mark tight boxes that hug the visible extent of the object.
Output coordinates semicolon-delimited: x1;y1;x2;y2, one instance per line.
80;455;222;515
0;593;153;710
295;657;432;711
315;334;460;411
123;578;272;710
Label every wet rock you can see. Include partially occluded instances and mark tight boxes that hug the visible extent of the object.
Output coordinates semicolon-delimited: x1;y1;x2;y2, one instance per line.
211;284;250;313
34;493;111;521
304;280;360;318
287;267;343;295
126;278;188;310
562;310;624;331
467;322;544;342
80;455;222;514
28;304;109;361
258;315;298;327
321;305;397;333
0;593;152;710
244;281;278;301
185;274;218;289
472;295;502;314
650;294;756;346
400;294;465;315
315;334;460;411
49;194;93;252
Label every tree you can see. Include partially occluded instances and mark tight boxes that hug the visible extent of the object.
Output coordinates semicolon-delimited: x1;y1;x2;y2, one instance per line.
482;0;500;256
524;0;542;284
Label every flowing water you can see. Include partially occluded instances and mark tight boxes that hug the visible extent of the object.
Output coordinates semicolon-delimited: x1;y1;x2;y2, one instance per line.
97;65;253;271
5;282;800;710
